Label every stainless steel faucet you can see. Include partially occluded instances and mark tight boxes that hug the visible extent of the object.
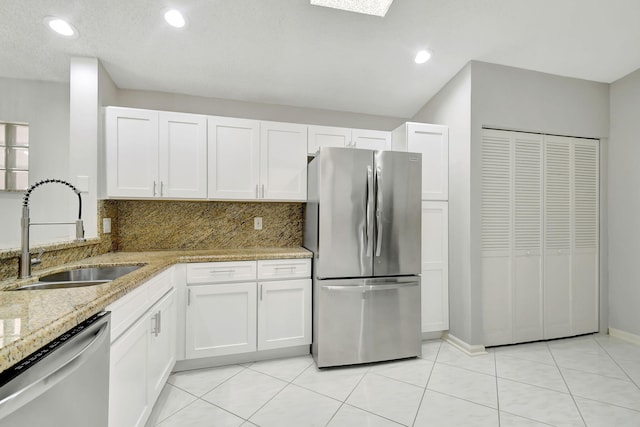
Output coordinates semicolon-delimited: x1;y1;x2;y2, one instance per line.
20;179;85;279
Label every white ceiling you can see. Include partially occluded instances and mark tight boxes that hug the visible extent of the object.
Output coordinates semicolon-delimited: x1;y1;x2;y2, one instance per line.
1;0;640;118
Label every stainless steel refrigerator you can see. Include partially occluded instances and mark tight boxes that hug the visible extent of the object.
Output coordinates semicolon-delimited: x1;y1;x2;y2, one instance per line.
304;147;422;367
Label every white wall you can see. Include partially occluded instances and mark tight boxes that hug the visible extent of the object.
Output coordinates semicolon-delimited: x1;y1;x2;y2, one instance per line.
115;89;405;130
0;77;71;249
469;62;610;344
412;64;473;344
608;67;640;337
412;61;610;346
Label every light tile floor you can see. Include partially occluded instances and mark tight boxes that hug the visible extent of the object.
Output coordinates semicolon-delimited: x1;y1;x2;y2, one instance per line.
145;334;640;427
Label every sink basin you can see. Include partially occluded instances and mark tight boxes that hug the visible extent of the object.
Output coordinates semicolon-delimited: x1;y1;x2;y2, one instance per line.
38;265;143;282
14;264;144;291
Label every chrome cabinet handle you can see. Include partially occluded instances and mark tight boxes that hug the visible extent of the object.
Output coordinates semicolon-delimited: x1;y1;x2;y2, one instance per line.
187;288;191;306
256;184;259;198
157;310;162;335
153;181;157;196
160;181;164;197
261;184;265;198
209;269;236;273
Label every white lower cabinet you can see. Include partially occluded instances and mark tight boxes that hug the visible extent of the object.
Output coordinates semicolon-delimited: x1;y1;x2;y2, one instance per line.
185;282;257;359
420;201;449;333
184;259;311;360
148;289;177;402
258;279;311;351
109;312;150;427
107;270;176;427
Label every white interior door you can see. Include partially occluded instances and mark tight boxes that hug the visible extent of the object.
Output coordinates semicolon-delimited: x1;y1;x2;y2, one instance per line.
571;139;599;335
512;133;543;342
208;117;260;199
544;136;572;339
481;129;513;345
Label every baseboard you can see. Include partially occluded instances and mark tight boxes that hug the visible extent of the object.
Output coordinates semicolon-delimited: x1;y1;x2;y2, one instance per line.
608;328;640;346
442;332;487;356
422;331;444;341
173;345;310;372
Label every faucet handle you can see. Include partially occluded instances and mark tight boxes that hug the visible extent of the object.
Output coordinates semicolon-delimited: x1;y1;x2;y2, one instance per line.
31;248;44;266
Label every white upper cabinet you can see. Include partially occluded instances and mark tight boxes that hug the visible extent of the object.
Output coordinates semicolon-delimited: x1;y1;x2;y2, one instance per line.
207;117;260;199
308;125;351;155
260;121;308;200
106;107;159;198
392;122;449;200
308;126;391;154
105;107;207;199
159;112;207;198
209;118;307;201
352;129;391;150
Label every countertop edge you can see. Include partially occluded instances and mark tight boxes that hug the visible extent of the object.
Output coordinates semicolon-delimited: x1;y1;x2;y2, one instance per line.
0;247;312;373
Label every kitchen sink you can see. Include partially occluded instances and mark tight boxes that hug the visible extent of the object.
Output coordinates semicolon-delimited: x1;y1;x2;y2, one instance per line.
14;265;145;291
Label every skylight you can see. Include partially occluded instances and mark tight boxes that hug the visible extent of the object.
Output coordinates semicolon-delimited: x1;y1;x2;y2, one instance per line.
310;0;394;17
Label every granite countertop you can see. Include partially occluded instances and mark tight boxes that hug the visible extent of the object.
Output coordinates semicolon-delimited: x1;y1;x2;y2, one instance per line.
0;247;312;374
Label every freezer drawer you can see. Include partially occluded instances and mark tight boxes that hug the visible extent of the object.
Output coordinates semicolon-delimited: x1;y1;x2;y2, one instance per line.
313;276;421;368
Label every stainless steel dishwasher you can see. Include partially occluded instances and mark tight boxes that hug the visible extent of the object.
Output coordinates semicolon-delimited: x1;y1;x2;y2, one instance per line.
0;311;111;427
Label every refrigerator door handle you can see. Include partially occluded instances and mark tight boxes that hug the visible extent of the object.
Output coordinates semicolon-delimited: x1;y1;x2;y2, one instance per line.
375;165;383;257
324;282;419;292
366;165;374;257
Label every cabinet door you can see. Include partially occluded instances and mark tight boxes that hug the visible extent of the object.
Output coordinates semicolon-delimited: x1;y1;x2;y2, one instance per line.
109;314;150;427
406;123;448;200
308;125;350;155
105;107;159;198
159;112;207;199
421;201;448;333
185;283;257;358
208;117;260;199
258;279;311;351
352;129;391;151
148;289;177;405
260;121;308;200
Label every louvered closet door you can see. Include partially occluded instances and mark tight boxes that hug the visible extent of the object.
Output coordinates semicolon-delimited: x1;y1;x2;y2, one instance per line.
572;139;599;335
513;133;543;342
543;136;573;339
481;129;513;345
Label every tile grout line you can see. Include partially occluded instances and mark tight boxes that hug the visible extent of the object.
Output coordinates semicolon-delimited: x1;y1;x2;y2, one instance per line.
410;340;442;427
154;364;251;425
593;335;640;391
243;357;320;423
494;348;501;427
323;364;373;427
546;340;588;427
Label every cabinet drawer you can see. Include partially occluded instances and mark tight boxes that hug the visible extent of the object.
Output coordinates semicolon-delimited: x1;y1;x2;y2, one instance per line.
186;261;257;284
107;268;174;343
257;259;311;280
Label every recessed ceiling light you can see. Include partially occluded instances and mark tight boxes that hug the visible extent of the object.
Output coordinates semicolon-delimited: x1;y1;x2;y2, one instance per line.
414;50;432;64
164;9;187;28
310;0;394;17
44;17;78;38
